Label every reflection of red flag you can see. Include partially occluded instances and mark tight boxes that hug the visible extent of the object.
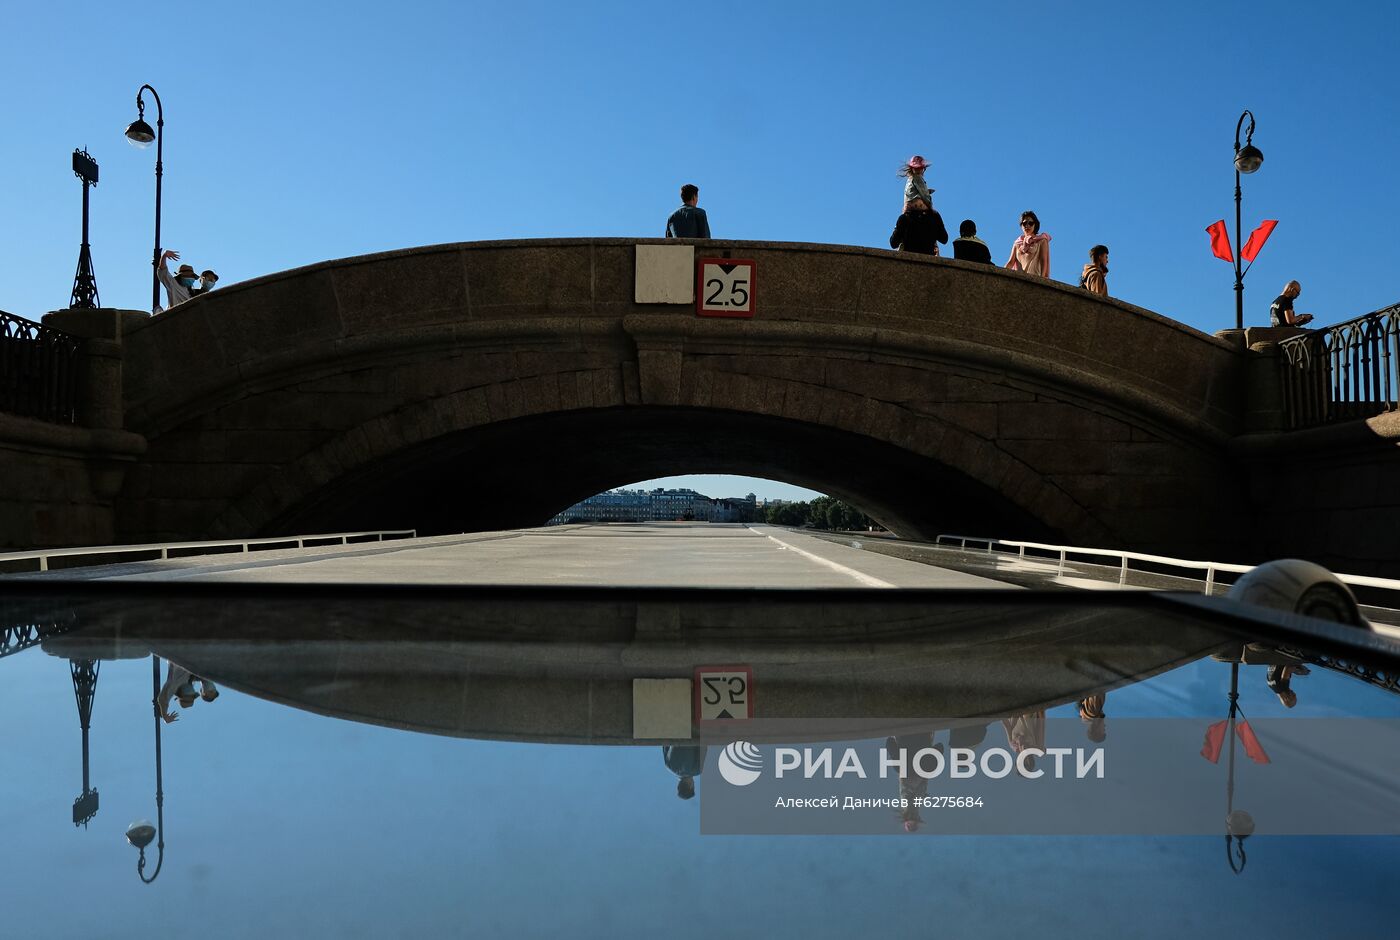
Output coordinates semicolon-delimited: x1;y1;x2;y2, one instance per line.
1201;720;1228;763
1240;220;1278;263
1236;720;1271;764
1206;220;1233;262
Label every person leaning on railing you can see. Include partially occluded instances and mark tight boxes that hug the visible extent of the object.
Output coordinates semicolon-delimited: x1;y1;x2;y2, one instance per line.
1269;280;1314;327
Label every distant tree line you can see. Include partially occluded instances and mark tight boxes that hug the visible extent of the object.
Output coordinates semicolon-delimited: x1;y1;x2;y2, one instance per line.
762;496;882;531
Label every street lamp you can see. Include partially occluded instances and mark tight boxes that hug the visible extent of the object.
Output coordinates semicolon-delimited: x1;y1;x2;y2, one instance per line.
1232;110;1264;330
125;655;165;883
124;85;164;315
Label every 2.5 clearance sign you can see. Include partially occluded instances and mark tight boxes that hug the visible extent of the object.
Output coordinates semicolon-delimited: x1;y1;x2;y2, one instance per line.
697;258;755;318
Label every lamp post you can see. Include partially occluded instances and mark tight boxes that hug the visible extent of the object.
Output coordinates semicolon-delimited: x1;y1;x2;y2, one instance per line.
1223;661;1253;874
124;85;164;315
1232;110;1264;330
125;655;165;883
69;149;101;309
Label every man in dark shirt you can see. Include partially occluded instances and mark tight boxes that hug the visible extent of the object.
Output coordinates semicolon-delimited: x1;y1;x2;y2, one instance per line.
1269;280;1313;327
889;198;948;256
665;183;711;238
951;219;993;264
662;744;707;799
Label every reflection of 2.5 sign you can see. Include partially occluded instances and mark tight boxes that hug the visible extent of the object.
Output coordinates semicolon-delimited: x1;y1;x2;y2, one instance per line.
694;665;754;722
697;258;756;318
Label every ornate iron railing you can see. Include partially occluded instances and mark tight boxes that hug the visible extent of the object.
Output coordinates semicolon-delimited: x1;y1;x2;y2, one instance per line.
1277;302;1400;429
0;309;80;424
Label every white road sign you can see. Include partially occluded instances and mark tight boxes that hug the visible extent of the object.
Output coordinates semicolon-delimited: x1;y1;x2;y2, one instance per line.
697;258;756;318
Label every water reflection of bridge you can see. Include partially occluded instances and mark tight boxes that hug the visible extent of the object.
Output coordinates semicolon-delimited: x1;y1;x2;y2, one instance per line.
0;586;1269;745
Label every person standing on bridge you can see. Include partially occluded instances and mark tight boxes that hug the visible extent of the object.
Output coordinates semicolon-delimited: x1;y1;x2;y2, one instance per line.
665;184;711;239
1080;245;1109;296
952;220;993;264
155;248;199;310
1269;280;1314;327
190;269;219;296
1005;211;1051;278
889;198;948;256
898;155;935;214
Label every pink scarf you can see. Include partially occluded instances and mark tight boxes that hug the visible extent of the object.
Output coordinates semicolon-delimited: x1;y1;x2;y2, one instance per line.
1011;232;1051;276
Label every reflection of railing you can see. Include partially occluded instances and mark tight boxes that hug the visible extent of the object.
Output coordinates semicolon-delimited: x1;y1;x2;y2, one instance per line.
0;310;80;424
0;604;79;659
1277;302;1400;429
1277;649;1400;697
0;529;418;574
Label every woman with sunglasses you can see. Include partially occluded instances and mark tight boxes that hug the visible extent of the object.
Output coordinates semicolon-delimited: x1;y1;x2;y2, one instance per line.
1005;210;1052;278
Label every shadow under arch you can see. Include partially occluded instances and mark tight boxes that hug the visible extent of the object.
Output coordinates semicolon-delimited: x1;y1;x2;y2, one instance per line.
262;406;1069;541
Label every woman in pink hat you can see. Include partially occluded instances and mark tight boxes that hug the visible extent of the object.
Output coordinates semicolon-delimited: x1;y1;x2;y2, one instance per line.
898;155;934;213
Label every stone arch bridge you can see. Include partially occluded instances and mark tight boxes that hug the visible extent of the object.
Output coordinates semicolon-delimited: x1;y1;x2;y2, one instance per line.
13;239;1398;573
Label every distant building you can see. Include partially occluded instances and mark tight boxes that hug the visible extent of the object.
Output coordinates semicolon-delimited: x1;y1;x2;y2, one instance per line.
712;493;758;523
549;487;719;524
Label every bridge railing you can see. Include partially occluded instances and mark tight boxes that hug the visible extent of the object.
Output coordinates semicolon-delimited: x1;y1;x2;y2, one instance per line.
0;310;80;425
0;529;418;575
1276;301;1400;429
932;533;1400;623
934;533;1253;595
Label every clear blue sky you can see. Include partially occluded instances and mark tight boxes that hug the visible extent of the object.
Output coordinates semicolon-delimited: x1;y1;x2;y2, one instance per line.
4;1;1396;502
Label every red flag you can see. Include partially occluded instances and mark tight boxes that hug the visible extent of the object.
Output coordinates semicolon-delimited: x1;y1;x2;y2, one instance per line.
1206;220;1233;262
1201;720;1227;763
1236;720;1271;764
1240;220;1278;263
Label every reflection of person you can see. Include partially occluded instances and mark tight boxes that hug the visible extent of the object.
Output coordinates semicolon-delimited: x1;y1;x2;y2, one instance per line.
1005;211;1051;277
1078;693;1107;742
1265;663;1310;708
885;733;936;832
662;745;707;800
157;663;219;723
949;723;988;751
1269;280;1314;327
1001;711;1046;775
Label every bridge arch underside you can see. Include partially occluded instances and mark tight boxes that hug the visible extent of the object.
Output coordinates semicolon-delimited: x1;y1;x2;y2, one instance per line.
264;406;1059;540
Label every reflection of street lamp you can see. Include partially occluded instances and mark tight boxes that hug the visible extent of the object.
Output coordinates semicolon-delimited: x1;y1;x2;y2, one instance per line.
1224;662;1252;874
70;658;100;826
124;85;164;315
1232;110;1264;330
125;656;165;883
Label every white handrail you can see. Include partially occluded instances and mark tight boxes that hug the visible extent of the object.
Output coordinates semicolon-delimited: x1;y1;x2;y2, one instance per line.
933;533;1400;597
0;529;418;573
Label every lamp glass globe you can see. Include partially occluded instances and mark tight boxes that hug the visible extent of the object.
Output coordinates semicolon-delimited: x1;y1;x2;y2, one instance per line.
1235;145;1264;174
124;120;156;148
